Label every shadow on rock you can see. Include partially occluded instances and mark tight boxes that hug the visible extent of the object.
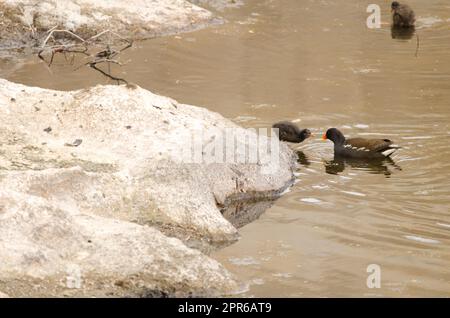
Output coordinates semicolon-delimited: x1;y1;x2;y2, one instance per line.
221;200;275;230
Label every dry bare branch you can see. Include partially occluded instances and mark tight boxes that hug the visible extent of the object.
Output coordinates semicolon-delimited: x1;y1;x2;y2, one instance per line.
36;28;133;84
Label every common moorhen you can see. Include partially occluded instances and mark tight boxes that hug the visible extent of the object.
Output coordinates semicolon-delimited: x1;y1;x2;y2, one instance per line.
322;128;401;159
273;121;312;143
391;1;415;28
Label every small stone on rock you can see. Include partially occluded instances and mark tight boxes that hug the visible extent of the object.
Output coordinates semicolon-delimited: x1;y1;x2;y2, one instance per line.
64;139;83;147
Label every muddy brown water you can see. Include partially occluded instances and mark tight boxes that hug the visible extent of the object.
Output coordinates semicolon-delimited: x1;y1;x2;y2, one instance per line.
1;0;450;297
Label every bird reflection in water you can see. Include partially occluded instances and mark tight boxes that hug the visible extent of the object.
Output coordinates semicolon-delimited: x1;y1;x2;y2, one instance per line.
295;150;311;167
391;26;419;57
324;156;402;177
391;25;415;40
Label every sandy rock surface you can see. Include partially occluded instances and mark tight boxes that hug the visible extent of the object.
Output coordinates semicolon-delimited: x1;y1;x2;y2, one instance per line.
0;78;296;296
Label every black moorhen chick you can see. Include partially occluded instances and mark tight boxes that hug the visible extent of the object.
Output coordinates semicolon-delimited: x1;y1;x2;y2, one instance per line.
273;121;312;143
391;1;415;28
322;128;401;159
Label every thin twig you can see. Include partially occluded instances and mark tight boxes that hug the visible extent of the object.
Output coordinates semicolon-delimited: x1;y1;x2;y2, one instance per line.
415;32;420;58
41;29;85;48
37;28;132;84
90;64;128;84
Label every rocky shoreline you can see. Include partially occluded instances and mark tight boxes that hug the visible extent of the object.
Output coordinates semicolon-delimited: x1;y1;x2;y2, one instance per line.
0;0;297;297
0;79;296;297
0;0;220;56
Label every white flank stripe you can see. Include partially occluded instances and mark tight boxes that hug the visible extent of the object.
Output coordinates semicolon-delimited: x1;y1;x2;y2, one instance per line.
382;149;396;156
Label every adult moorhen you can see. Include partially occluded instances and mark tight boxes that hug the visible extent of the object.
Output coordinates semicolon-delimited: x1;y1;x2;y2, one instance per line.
322;128;401;159
391;1;415;28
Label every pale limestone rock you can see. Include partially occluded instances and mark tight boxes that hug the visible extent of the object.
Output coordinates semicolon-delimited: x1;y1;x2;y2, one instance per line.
0;0;216;52
0;79;295;247
0;190;241;297
0;78;295;296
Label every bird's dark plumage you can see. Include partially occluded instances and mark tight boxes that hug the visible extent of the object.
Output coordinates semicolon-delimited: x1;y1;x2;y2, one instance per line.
272;121;311;143
391;1;415;28
322;128;401;159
